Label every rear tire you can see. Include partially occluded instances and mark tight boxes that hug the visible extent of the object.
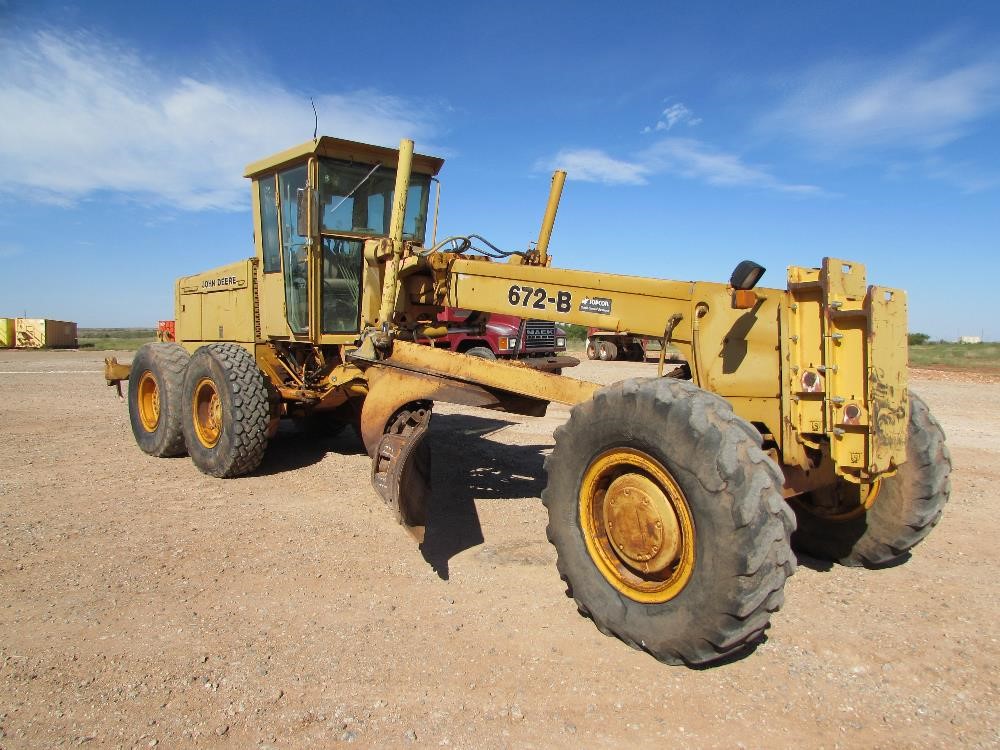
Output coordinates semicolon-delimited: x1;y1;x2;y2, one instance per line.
128;343;190;457
464;346;496;360
181;343;271;478
543;378;795;666
585;340;598;360
791;393;950;567
597;340;618;361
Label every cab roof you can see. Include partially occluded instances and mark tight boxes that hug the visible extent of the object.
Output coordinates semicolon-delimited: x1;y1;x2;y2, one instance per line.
244;136;445;179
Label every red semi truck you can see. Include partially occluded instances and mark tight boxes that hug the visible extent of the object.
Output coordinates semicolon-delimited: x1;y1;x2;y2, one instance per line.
584;328;686;363
585;328;650;361
428;308;578;372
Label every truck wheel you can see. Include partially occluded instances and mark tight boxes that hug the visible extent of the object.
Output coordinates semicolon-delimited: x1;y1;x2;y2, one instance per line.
464;346;496;360
597;340;618;361
585;341;598;360
181;343;271;478
128;343;190;457
542;378;795;666
791;393;950;567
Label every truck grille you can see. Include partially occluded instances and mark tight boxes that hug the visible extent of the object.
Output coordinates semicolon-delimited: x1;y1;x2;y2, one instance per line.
524;320;555;349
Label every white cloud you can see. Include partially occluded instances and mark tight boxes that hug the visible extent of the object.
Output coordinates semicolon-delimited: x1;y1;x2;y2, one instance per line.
921;157;1000;193
0;29;438;211
537;149;648;185
541;138;820;194
765;39;1000;151
641;138;821;194
642;102;702;134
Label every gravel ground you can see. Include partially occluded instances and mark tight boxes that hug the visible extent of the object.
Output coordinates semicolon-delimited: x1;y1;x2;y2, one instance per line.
0;349;997;749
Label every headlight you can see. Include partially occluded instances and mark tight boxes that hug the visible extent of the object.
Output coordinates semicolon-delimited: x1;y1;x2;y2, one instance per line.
556;337;566;348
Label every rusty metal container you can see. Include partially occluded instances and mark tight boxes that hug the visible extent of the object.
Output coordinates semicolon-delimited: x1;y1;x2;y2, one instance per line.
0;318;14;348
156;320;176;342
14;318;78;348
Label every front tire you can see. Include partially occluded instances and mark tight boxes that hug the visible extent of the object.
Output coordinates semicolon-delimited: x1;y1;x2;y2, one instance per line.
791;393;951;567
128;343;190;457
543;378;795;666
464;346;496;360
181;343;271;478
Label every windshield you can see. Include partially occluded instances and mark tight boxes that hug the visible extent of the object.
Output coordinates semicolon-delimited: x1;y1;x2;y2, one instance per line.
318;158;431;244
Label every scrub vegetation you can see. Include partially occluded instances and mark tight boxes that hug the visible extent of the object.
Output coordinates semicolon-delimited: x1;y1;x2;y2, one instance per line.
78;328;157;351
908;341;1000;370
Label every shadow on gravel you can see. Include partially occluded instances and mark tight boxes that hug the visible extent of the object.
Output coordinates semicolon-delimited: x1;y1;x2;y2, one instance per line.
793;552;836;572
792;549;912;572
861;552;913;570
687;633;772;669
255;422;366;476
420;412;550;580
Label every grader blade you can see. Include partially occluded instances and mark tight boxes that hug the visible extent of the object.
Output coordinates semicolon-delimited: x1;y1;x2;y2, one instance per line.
371;404;432;542
356;343;592;542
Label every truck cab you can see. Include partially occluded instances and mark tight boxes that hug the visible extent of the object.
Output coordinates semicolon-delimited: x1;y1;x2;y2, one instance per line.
426;308;576;371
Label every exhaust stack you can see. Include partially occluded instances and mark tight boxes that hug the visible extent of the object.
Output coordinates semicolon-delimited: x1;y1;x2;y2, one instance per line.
378;138;415;325
535;170;566;266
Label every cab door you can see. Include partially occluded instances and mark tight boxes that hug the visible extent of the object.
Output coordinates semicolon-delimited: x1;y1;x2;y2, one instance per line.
319;237;364;336
276;164;310;336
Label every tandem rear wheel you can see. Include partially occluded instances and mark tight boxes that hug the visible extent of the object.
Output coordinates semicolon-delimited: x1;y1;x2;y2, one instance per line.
791;392;951;567
127;342;190;457
181;343;272;478
596;340;618;361
542;377;796;666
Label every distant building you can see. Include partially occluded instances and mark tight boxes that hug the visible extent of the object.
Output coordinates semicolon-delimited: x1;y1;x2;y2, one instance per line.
959;336;982;344
10;318;78;348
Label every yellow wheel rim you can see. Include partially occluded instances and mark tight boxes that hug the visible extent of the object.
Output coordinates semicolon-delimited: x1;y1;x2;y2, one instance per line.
817;480;882;522
580;448;696;603
192;377;223;449
137;371;160;433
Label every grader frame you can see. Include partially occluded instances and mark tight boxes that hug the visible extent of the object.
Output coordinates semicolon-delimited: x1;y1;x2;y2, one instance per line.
106;135;948;667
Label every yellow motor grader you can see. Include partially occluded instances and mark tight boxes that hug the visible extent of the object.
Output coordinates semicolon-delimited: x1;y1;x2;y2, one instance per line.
106;136;950;666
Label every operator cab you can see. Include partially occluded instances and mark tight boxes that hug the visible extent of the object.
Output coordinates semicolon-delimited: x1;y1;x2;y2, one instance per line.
245;137;444;343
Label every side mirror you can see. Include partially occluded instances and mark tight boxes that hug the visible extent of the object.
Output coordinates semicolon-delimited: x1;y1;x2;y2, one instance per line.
729;260;765;290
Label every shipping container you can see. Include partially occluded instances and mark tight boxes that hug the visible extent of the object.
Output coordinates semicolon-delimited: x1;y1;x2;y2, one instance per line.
14;318;78;348
0;318;14;348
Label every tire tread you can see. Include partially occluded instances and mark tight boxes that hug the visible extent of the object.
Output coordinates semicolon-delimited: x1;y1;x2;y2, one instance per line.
543;377;794;667
183;343;270;478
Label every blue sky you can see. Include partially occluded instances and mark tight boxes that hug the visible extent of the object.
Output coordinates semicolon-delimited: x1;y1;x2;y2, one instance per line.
1;0;998;339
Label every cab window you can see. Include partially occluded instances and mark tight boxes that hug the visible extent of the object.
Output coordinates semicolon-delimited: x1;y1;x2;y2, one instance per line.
318;159;431;244
278;164;309;334
258;176;281;273
321;237;363;333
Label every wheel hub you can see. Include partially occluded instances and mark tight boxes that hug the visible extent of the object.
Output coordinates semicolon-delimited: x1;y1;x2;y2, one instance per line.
208;395;222;431
137;371;160;433
579;448;696;603
603;473;680;573
193;378;223;448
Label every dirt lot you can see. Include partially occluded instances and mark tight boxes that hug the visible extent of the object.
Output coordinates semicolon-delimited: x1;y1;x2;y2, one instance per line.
1;350;997;749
